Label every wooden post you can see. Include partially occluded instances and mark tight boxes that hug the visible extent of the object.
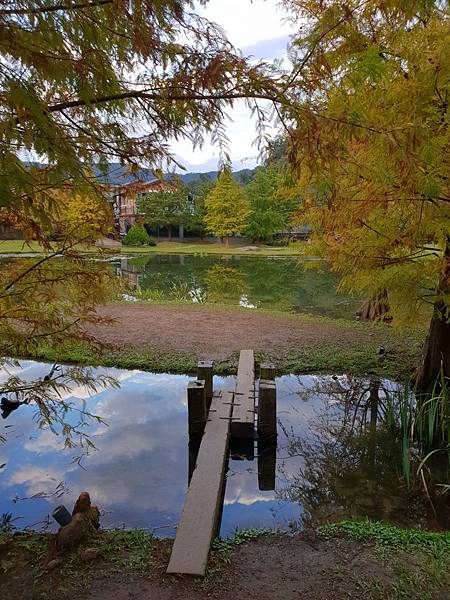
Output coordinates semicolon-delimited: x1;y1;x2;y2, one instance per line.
229;438;255;461
197;360;214;409
260;362;276;380
258;379;277;440
188;380;206;440
257;439;276;491
188;440;201;484
231;350;256;439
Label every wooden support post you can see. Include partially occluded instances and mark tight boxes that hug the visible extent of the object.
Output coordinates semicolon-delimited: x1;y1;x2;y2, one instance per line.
188;380;206;441
257;440;276;491
229;438;255;461
167;390;234;576
258;379;277;440
260;362;276;380
231;350;255;440
197;360;214;409
188;440;201;485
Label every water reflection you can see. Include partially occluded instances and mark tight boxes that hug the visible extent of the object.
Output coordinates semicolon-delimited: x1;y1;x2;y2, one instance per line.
0;363;446;537
113;254;359;319
0;253;360;318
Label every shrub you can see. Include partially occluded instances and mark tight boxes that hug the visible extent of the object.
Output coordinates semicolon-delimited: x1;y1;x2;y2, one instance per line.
123;225;151;246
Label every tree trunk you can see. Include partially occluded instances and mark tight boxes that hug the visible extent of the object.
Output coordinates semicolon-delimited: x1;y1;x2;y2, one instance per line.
179;224;184;242
357;289;391;322
225;237;229;247
416;238;450;391
416;300;450;391
168;225;172;241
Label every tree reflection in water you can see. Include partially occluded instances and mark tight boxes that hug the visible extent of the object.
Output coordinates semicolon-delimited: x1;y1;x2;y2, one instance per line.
276;376;447;530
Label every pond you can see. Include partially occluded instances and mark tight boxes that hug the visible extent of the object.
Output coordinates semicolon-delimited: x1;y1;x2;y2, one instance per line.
113;254;360;319
1;361;446;536
0;253;360;319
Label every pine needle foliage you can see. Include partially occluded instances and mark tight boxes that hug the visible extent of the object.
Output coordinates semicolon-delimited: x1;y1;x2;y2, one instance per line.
204;168;250;240
281;0;450;383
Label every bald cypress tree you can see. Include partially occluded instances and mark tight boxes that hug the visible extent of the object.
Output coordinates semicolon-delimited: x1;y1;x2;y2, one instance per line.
204;169;250;245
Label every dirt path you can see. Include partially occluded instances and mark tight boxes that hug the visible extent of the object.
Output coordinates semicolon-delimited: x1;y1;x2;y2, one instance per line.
88;303;383;361
3;534;447;600
84;536;388;600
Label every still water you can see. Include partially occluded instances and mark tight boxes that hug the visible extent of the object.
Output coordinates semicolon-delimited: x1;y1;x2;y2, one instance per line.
113;254;360;319
0;361;444;536
0;253;360;319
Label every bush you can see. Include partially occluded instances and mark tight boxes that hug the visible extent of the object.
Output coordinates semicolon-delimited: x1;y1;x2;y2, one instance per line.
123;225;152;246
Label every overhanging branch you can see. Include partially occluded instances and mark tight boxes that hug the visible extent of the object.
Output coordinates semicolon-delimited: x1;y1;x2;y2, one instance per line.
0;0;113;16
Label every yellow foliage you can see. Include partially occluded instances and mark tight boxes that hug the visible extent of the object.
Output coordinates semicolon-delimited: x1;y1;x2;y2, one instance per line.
285;2;450;326
55;188;114;242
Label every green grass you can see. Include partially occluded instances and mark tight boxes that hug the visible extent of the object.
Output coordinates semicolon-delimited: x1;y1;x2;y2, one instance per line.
320;520;450;557
27;318;422;379
90;528;154;573
2;524;449;599
30;342;199;374
0;239;302;256
320;520;450;600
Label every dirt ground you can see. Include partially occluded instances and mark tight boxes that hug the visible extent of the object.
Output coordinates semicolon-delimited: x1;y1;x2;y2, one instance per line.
88;304;387;361
2;534;448;600
85;537;392;600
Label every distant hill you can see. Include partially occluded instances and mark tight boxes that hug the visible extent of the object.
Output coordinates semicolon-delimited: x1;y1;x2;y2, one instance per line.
22;161;256;186
93;163;158;185
179;168;255;185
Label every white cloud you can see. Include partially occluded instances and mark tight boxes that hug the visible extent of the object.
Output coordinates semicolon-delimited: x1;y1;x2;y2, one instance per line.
9;465;65;497
196;0;292;48
172;1;295;169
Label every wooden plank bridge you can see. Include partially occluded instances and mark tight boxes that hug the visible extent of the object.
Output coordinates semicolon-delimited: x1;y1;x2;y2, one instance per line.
166;350;277;577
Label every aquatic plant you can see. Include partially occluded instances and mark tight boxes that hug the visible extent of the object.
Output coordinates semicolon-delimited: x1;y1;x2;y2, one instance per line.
387;368;450;495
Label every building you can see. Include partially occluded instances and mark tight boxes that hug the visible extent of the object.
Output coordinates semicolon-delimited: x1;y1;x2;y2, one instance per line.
108;179;173;237
94;164;173;237
0;163;175;241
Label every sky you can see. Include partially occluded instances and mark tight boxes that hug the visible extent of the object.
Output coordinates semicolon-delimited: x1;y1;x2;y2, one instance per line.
171;0;295;172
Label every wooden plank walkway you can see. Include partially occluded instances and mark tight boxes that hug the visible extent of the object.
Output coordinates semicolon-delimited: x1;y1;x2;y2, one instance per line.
166;389;234;576
230;349;255;439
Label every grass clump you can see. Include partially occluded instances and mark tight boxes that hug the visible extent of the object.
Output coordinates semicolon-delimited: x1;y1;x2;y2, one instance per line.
321;520;450;558
321;520;450;600
93;529;154;573
211;527;274;564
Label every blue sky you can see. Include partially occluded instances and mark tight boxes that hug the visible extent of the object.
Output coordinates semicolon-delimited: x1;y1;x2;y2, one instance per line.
171;0;294;172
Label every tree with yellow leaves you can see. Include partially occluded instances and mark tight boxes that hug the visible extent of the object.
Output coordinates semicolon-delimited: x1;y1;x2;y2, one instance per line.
282;0;450;389
204;169;250;245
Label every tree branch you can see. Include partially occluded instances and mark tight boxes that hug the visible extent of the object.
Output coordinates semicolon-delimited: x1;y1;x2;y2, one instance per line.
46;89;281;114
0;0;113;16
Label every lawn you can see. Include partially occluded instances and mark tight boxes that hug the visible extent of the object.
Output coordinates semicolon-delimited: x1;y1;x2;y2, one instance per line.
0;239;303;256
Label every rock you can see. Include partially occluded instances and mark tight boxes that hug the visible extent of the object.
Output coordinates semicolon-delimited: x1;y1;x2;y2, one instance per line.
121;293;138;302
55;492;100;552
80;547;100;562
72;491;92;515
237;246;258;252
45;558;63;571
95;237;122;248
56;513;89;552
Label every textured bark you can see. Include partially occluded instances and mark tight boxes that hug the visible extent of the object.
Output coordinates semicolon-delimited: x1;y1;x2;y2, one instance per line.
416;301;450;391
416;239;450;391
357;289;391;322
